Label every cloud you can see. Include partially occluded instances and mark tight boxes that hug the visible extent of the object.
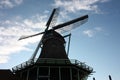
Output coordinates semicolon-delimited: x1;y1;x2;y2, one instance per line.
0;0;23;9
14;0;23;5
0;56;9;64
83;29;94;37
83;27;102;37
53;0;109;13
0;14;47;63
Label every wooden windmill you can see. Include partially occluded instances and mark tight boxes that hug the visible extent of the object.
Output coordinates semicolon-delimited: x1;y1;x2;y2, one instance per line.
12;8;93;80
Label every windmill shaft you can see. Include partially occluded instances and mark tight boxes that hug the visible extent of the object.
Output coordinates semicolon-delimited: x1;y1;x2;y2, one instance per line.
53;15;88;30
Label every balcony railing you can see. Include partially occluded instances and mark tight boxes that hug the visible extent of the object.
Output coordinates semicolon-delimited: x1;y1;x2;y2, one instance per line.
12;58;93;73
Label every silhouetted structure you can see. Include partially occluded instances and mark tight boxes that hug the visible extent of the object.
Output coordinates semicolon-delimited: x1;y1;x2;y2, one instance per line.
1;8;93;80
109;75;112;80
93;77;96;80
0;69;18;80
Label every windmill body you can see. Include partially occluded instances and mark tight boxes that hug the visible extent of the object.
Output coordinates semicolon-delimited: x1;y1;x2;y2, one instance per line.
11;8;93;80
38;30;68;60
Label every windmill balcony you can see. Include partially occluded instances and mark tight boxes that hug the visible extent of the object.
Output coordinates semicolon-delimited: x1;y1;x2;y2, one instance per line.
12;58;93;73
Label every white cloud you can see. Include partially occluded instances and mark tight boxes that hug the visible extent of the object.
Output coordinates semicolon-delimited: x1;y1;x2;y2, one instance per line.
0;0;14;8
53;0;109;13
0;0;23;9
0;14;47;63
0;56;9;64
94;27;102;31
83;29;94;37
100;0;109;3
83;27;102;37
14;0;23;5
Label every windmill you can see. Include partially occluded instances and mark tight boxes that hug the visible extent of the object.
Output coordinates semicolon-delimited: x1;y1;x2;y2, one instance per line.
19;8;88;62
12;8;93;80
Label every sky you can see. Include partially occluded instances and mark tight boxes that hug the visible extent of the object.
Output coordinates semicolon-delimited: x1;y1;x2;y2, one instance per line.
0;0;120;80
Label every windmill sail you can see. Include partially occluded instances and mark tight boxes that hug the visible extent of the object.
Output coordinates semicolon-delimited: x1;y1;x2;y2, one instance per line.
53;15;88;33
18;8;88;62
19;31;44;40
19;8;59;40
46;8;59;30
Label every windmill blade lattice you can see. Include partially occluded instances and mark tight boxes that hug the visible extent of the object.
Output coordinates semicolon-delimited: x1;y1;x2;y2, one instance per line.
54;15;88;33
19;31;45;40
46;8;59;30
19;8;59;41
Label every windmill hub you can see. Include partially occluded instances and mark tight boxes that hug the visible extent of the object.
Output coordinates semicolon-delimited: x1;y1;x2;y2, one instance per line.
42;30;65;45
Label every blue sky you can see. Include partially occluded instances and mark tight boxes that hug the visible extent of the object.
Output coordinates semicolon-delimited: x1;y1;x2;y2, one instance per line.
0;0;120;80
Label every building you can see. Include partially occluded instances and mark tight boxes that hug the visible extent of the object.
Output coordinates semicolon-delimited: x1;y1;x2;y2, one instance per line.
12;30;93;80
0;8;93;80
